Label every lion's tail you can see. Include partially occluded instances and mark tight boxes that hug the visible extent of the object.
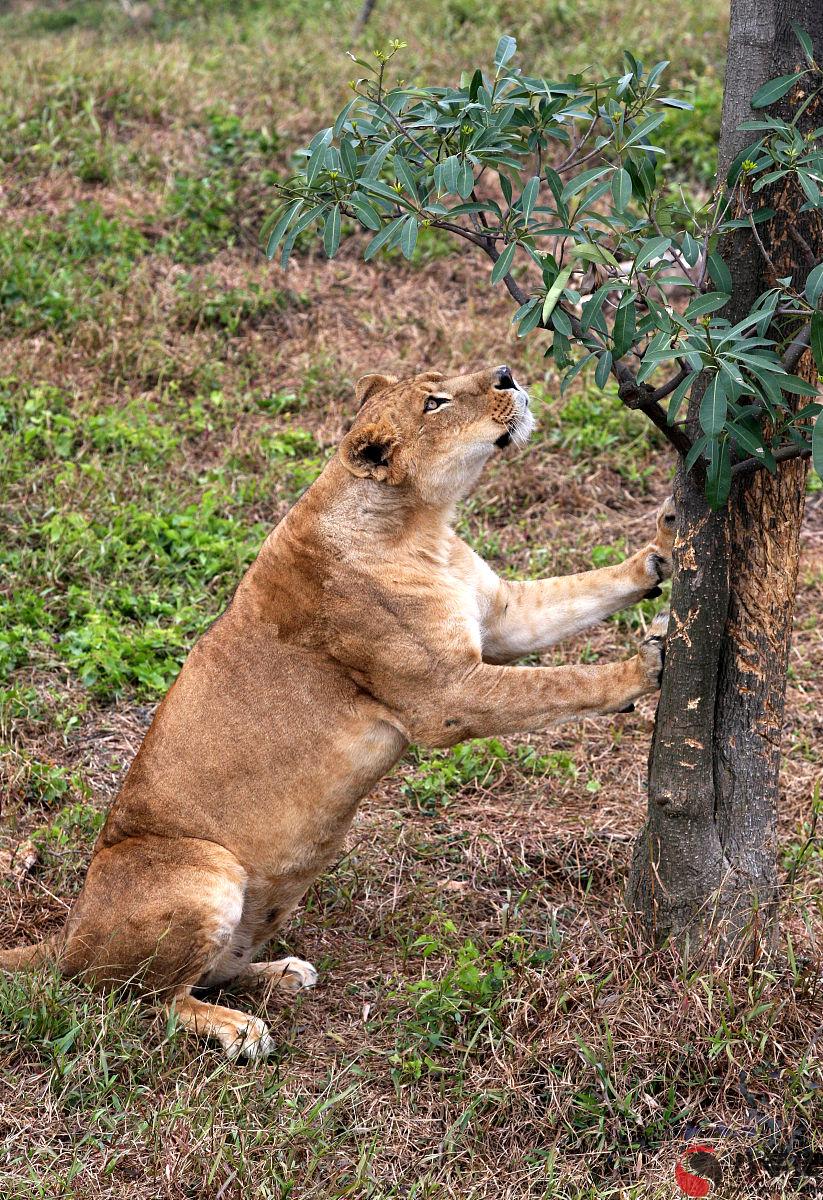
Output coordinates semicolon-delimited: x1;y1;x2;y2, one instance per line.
0;936;59;972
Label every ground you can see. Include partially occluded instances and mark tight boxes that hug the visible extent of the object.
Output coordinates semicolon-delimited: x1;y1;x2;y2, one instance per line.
0;2;821;1198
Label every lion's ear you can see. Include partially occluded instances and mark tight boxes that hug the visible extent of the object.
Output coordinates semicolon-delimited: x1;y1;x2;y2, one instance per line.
340;418;403;483
416;370;445;383
355;373;397;408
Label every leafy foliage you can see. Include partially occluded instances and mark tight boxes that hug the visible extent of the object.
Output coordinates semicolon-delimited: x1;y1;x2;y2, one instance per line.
268;33;823;507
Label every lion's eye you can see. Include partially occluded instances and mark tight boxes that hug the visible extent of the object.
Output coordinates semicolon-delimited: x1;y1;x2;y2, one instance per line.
423;394;451;413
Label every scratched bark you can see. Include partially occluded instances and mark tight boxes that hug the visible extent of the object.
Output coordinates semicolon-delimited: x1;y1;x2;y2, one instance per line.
627;0;822;945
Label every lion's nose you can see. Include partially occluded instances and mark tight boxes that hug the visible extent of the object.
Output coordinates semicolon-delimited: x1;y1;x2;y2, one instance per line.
494;365;516;390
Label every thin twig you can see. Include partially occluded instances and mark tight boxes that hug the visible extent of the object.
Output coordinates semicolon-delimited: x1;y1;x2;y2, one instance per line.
360;90;437;165
652;363;693;402
747;210;781;282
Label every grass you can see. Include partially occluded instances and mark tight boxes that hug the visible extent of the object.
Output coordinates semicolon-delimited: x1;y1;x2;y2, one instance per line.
1;1;821;1197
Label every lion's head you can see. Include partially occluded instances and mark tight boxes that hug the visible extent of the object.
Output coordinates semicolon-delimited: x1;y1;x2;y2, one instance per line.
339;365;534;504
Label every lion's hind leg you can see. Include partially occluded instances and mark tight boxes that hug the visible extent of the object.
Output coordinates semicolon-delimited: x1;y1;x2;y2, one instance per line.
59;835;286;1058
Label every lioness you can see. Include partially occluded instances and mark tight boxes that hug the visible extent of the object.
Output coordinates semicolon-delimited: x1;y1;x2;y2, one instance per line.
1;365;673;1059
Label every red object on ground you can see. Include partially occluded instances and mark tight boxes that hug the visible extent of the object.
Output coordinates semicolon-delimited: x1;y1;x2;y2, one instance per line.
674;1145;721;1197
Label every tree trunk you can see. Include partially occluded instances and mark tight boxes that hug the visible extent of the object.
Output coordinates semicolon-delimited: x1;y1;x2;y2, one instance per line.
627;0;822;947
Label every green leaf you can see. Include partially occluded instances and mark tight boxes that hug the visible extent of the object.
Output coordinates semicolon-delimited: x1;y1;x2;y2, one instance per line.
757;370;820;397
568;242;621;269
394;156;419;200
494;35;517;69
718;358;745;389
280;203;327;268
624;112;666;148
781;373;821;396
560;352;596;393
729;422;776;472
491;242;517;285
594;351;612;389
541;265;573;323
792;22;814;65
561;166;611;202
361;137;397;180
457;159;474;199
812;310;823;373
685;435;708;473
813;412;823;479
707;251;732;294
667;372;693;425
515;298;543;338
552;306;572;337
657;96;693;110
552;329;571;369
680;231;700;267
805;261;823;306
305;134;331;185
361;178;413;207
634;235;671;271
399;215;418;260
333;99;358;138
685;292;731;319
364;216;405;261
265;200;303;259
348;193;382;231
611;168;632;212
706;438;731;509
751;72;805;108
797;169;821;207
580;283;613;334
520;176;540;223
626;153;657;201
323;205;341;259
340;137;358;178
699;375;727;436
612;295;636;357
436;155;461;196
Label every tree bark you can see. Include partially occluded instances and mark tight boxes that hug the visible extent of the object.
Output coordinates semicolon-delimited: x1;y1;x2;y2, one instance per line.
627;0;822;948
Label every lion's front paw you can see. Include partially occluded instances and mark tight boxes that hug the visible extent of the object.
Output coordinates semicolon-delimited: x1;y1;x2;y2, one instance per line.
638;609;669;689
642;497;676;596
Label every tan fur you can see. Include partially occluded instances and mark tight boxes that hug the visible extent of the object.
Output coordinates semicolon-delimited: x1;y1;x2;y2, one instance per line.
0;365;674;1058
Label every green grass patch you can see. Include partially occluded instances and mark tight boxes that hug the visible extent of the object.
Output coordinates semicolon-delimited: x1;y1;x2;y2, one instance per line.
158;109;280;263
0;205;148;333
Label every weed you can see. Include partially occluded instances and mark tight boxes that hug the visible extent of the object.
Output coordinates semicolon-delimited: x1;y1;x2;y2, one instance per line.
401;740;508;814
390;929;530;1082
3;754;90;808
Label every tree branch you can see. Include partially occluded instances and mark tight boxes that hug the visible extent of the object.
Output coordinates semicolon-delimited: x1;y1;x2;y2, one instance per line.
782;323;811;373
614;374;693;455
730;441;812;479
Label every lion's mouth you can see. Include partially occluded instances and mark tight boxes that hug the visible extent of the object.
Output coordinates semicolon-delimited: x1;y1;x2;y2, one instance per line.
495;383;535;450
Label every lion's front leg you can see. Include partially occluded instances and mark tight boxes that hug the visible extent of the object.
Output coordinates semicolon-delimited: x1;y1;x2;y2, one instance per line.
482;497;675;661
409;612;669;747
